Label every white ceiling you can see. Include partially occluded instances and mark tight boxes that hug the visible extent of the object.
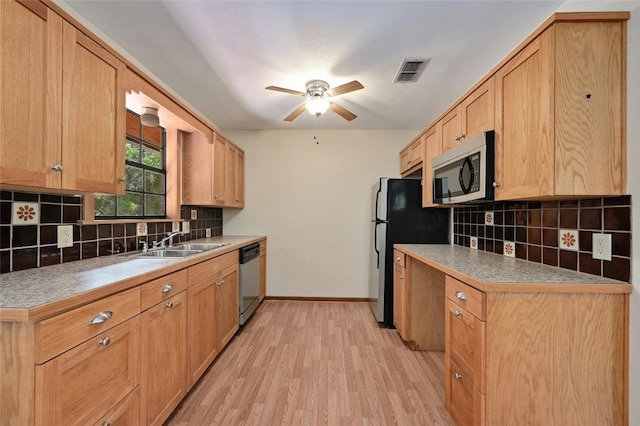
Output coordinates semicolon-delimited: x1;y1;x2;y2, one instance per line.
59;1;570;132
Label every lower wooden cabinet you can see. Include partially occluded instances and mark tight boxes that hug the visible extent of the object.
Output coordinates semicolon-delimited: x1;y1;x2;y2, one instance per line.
35;317;140;426
187;251;239;387
393;251;446;350
140;291;188;426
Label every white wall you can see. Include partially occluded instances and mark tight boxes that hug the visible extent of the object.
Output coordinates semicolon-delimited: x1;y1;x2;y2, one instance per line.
223;130;413;298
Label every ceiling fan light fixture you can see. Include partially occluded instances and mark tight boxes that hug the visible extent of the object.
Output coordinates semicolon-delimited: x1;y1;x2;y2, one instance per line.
305;96;330;116
140;107;159;127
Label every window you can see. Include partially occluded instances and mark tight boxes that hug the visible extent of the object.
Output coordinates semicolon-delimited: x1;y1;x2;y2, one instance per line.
95;110;166;219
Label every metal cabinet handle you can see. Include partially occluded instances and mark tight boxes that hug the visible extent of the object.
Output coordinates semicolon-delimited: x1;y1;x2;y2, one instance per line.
51;164;63;171
102;422;111;426
119;176;127;182
400;275;404;280
492;182;500;188
89;311;113;325
454;310;462;317
166;301;173;308
99;337;110;346
220;279;225;286
455;291;467;301
214;194;219;199
396;256;400;262
454;373;463;380
161;283;174;293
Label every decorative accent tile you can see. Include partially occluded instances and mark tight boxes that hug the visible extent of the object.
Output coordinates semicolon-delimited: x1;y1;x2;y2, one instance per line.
470;236;478;250
12;202;39;225
172;221;181;233
136;222;148;236
182;221;190;234
503;241;515;258
485;211;494;225
559;229;579;251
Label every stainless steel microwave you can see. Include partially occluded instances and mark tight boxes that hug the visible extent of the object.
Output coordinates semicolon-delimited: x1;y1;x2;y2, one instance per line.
432;130;495;204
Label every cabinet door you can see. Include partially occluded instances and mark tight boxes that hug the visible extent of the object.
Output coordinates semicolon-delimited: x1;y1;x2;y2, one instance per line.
410;138;423;166
61;21;126;194
440;105;462;151
495;33;553;200
140;292;188;426
217;263;239;349
234;149;245;208
393;262;409;341
187;278;218;388
225;142;243;208
259;251;266;301
35;317;139;426
461;76;495;139
399;146;411;175
422;126;440;207
0;0;63;189
182;131;213;205
213;134;226;205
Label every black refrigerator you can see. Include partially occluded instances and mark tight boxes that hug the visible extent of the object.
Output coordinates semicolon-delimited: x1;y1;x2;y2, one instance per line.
369;178;450;327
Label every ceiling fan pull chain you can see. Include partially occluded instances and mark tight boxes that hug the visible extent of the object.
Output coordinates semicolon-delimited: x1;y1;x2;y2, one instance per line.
314;115;320;145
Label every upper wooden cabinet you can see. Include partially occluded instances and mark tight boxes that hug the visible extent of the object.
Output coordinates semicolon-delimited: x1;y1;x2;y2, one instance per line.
399;136;423;176
441;77;495;152
182;131;245;208
0;0;126;194
421;125;440;208
495;18;626;199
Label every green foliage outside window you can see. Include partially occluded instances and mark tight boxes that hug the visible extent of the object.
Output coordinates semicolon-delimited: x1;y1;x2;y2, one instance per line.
95;111;166;219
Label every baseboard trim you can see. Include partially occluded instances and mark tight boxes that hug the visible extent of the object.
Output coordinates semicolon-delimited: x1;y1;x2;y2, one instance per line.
264;296;371;303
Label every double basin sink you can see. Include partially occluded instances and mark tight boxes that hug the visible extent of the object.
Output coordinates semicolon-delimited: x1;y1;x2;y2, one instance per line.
138;243;230;258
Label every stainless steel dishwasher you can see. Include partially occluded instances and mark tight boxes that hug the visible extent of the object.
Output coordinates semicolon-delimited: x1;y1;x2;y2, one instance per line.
239;242;260;325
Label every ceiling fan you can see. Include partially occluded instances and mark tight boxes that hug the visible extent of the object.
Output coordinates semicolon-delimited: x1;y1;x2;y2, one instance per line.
266;80;364;122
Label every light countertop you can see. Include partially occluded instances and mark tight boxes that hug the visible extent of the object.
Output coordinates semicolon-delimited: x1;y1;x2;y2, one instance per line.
394;244;631;293
0;235;265;321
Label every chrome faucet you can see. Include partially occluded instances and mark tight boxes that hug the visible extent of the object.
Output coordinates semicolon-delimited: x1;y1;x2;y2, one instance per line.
153;231;183;248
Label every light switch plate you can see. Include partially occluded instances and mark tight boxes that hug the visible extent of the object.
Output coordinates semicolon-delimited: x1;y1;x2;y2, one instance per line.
57;225;74;248
592;233;612;261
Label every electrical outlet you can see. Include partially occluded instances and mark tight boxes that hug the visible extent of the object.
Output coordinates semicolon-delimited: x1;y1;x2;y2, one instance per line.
191;209;197;220
57;225;74;248
206;228;211;238
592;233;612;261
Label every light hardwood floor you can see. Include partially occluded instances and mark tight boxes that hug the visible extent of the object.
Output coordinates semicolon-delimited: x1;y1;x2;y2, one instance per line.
166;300;455;425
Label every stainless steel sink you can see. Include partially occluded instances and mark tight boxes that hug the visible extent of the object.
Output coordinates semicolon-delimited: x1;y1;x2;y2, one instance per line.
138;249;202;258
174;243;230;251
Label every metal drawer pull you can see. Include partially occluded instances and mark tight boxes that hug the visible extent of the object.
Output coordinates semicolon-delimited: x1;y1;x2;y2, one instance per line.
166;302;173;308
89;311;113;325
102;422;111;426
220;279;225;286
454;310;462;317
400;275;404;280
99;337;110;346
396;256;400;262
455;291;467;301
454;373;463;380
51;164;63;171
161;283;174;293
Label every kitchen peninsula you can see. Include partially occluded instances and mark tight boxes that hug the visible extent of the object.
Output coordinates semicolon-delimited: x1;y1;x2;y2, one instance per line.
394;243;630;426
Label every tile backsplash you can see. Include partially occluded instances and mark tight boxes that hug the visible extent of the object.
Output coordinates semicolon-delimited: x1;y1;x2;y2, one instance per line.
453;196;632;282
0;190;223;273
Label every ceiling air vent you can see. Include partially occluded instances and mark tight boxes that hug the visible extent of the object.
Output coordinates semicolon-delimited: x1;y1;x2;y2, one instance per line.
393;58;429;83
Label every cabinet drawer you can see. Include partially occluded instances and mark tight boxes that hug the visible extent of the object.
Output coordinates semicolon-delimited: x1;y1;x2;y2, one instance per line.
445;356;484;426
393;250;406;268
446;276;485;320
446;299;485;392
92;387;139;426
36;287;140;363
140;269;188;311
35;317;140;426
188;251;238;287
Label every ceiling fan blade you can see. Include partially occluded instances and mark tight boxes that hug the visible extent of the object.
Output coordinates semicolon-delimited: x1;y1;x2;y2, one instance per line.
265;86;305;96
284;104;307;121
329;80;364;97
330;103;357;121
